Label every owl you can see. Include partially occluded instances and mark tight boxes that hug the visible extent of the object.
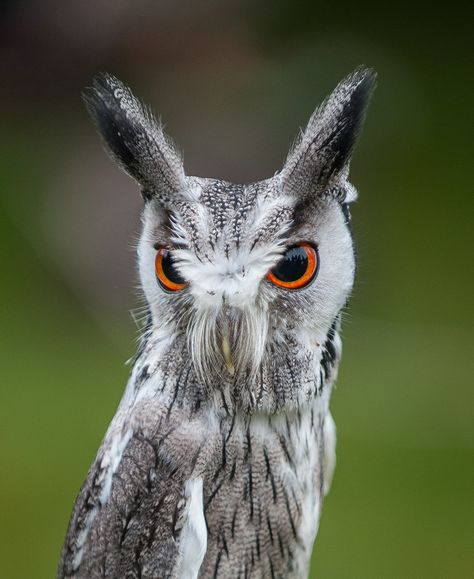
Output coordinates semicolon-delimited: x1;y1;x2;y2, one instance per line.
58;67;375;579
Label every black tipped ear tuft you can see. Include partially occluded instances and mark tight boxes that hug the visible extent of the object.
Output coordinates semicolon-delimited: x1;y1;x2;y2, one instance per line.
328;67;377;176
82;74;141;182
83;73;185;203
281;67;377;202
333;68;376;175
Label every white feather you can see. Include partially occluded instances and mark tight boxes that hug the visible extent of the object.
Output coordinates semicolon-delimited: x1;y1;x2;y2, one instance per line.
176;478;208;579
323;412;337;496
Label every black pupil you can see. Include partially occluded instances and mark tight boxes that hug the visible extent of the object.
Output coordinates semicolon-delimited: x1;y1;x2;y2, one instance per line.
161;250;185;285
272;246;308;282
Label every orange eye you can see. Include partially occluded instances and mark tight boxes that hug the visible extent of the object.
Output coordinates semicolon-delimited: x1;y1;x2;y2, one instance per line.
155;247;188;292
266;243;319;290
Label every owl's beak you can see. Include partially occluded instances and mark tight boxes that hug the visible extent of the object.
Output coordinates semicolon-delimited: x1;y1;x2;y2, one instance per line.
221;331;235;376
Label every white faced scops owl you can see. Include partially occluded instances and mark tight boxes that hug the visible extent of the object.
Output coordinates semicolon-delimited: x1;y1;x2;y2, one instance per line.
58;67;376;579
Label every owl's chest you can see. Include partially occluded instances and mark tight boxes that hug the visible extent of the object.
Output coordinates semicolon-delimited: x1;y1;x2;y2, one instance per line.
198;402;326;578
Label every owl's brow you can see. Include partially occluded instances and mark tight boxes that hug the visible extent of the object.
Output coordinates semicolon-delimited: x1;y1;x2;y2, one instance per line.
153;242;188;251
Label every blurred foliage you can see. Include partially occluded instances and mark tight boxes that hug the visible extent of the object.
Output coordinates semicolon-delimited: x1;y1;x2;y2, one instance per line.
0;1;472;578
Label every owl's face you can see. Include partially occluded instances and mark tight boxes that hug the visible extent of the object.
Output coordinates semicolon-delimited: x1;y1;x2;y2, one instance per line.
137;177;355;383
84;69;375;409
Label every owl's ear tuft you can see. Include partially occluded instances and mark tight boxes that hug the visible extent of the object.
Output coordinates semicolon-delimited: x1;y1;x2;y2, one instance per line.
83;73;186;203
280;67;376;202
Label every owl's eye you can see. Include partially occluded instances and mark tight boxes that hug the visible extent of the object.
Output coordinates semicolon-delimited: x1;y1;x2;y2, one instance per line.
266;242;319;290
155;247;187;292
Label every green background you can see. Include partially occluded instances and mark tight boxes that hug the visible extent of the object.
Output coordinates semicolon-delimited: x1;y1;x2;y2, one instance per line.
0;1;472;577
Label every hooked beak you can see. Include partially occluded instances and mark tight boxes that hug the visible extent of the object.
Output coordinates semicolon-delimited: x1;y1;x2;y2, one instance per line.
221;331;235;376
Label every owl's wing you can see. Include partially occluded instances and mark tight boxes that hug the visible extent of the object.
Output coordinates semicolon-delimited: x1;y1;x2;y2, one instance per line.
58;409;208;579
322;411;337;496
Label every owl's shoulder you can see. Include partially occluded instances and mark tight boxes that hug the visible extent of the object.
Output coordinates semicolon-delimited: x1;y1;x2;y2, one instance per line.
57;396;214;578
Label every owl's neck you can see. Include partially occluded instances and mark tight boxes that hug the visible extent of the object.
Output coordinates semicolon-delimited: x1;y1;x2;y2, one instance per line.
127;316;341;417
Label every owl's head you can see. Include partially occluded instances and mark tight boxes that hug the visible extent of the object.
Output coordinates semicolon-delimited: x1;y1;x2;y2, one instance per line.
84;68;375;409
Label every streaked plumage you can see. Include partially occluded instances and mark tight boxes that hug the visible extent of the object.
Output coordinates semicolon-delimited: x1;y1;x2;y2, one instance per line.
58;67;375;578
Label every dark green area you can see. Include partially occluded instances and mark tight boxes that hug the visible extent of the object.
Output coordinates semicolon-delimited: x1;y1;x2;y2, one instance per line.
0;1;472;577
